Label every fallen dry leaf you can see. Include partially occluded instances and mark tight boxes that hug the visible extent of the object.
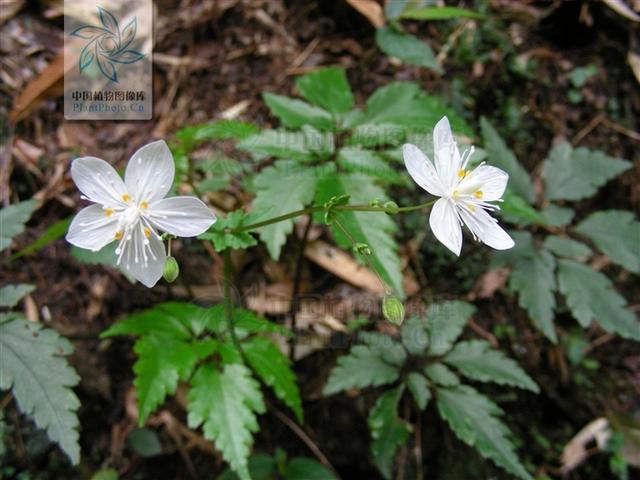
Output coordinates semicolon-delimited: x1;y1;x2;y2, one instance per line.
345;0;385;28
561;417;611;474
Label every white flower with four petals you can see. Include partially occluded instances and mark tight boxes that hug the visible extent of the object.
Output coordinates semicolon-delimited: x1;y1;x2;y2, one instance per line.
403;116;514;256
66;140;216;287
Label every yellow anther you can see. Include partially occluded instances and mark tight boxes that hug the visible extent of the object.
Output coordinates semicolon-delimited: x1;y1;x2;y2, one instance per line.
453;190;460;199
457;169;467;179
139;201;148;210
122;194;132;202
104;208;114;217
467;204;476;212
474;190;483;199
143;227;151;238
115;231;123;240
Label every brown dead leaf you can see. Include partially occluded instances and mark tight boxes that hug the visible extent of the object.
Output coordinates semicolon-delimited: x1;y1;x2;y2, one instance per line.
345;0;385;28
468;267;510;300
602;0;640;22
0;0;25;26
561;418;611;474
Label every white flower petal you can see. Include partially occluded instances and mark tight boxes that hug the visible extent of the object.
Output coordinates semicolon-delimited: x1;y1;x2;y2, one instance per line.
147;196;217;236
71;157;128;206
433;116;462;190
429;198;463;256
66;204;119;251
402;144;445;196
458;207;514;250
119;224;166;287
461;165;508;201
124;140;175;202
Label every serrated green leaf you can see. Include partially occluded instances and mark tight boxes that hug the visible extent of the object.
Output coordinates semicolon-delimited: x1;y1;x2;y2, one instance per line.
336;147;403;184
425;363;460;386
0;199;39;251
295;67;354;115
437;385;532;480
541;204;575;227
376;27;441;72
217;453;276;480
176;120;259;146
0;318;80;464
368;386;411;479
575;210;640;273
499;189;545;225
426;301;476;356
11;217;71;259
509;249;557;342
200;210;258;252
101;302;203;339
349;82;421;128
71;243;135;282
242;336;303;422
283;457;337;480
444;340;539;392
237;130;315;161
557;260;640;340
400;316;430;356
251;161;318;259
323;343;401;395
188;363;266;480
542;143;631;201
133;335;216;425
315;173;404;297
400;6;485;20
359;331;407;366
263;93;333;131
543;236;592;258
405;373;431;410
0;284;35;307
480;118;534;203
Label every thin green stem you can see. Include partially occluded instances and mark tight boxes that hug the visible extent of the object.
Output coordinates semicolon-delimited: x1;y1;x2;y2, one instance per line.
222;249;240;350
228;200;436;234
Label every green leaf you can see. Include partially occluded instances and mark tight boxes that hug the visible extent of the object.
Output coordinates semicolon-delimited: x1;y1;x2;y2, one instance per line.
187;363;266;480
541;204;575;227
237;130;315;162
0;317;80;464
444;340;539;392
336;147;403;184
242;336;303;423
575;210;640;273
437;385;532;480
368;386;411;479
542;236;592;258
217;453;276;480
557;260;640;340
542;143;631;201
323;342;401;395
359;331;407;367
176;120;259;146
102;302;204;339
480;118;534;203
11;217;71;259
405;373;431;410
0;199;39;251
425;363;460;386
133;335;215;425
200;210;258;252
400;6;486;20
127;428;163;457
283;458;337;480
350;82;421;127
509;249;557;342
499;189;545;225
0;284;35;307
251;161;318;259
315;173;404;297
426;301;476;355
263;93;333;131
71;243;134;282
400;316;430;356
294;67;354;115
376;27;441;72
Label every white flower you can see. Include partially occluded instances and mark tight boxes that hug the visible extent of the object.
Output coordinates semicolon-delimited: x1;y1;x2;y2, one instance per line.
66;140;216;287
403;116;514;256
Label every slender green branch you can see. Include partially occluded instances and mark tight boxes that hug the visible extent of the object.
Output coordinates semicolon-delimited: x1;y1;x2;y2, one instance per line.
222;249;240;349
228;200;435;234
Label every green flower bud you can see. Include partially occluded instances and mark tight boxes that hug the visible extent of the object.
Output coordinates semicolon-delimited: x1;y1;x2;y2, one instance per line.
163;256;180;283
382;294;405;325
383;201;399;215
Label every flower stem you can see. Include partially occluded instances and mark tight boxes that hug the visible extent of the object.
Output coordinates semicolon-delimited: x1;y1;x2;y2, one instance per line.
228;200;435;234
222;249;240;350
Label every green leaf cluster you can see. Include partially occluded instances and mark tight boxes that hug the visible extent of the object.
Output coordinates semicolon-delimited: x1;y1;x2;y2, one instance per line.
102;302;301;480
323;301;536;479
217;449;336;480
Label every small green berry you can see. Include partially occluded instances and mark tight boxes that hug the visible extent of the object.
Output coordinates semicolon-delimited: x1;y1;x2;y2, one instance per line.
382;294;405;325
163;256;180;283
